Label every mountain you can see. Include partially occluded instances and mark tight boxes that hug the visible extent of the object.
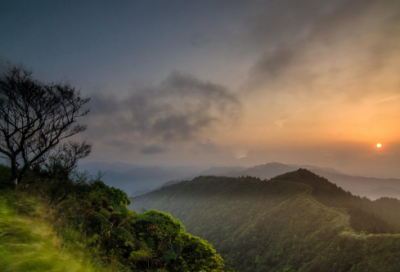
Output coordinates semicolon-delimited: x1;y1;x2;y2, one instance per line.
367;187;400;200
80;161;400;200
78;161;140;174
78;161;202;196
238;162;297;179
288;164;343;174
199;162;400;200
130;169;400;272
199;166;247;176
307;171;400;199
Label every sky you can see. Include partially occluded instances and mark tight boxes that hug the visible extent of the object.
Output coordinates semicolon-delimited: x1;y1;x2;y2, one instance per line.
1;0;400;178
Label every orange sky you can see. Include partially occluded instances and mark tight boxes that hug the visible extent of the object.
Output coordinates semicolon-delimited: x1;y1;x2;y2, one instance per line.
2;0;400;177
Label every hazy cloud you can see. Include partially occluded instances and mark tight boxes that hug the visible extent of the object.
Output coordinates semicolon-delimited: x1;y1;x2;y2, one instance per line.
86;72;241;149
140;145;167;155
245;0;400;99
90;93;121;115
196;139;220;153
103;140;135;150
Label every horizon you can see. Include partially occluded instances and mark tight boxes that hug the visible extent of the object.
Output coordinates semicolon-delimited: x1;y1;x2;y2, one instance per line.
78;160;399;180
2;0;400;178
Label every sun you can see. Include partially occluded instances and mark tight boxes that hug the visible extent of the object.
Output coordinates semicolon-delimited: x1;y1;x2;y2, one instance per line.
377;143;382;148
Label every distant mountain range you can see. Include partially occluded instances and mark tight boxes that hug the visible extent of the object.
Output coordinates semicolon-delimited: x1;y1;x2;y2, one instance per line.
198;162;400;200
79;161;400;200
130;169;400;271
78;161;202;196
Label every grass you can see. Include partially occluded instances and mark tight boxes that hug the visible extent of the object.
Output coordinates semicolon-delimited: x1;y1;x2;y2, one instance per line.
0;191;116;272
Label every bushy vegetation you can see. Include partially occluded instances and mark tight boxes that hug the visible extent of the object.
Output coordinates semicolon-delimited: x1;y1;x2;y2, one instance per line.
0;166;224;272
0;191;114;272
131;169;400;271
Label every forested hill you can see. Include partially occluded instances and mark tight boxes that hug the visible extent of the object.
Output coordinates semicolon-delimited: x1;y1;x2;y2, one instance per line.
0;164;224;272
198;162;400;200
130;169;400;272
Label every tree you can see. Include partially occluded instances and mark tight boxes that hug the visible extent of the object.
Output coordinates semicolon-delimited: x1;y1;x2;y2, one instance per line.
37;140;92;204
0;66;91;188
41;140;91;181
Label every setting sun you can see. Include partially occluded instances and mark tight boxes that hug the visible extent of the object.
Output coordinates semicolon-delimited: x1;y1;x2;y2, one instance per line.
377;143;382;148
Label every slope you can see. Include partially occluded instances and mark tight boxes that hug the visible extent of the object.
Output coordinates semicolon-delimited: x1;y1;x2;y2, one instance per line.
130;169;400;272
0;193;113;272
199;162;400;200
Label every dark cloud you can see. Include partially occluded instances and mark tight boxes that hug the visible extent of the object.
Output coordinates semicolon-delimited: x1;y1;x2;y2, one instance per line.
247;0;331;46
86;72;240;147
245;0;400;96
140;145;167;155
90;93;121;115
251;45;297;78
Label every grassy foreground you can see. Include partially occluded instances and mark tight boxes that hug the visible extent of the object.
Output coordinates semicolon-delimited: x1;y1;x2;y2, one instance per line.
0;191;116;272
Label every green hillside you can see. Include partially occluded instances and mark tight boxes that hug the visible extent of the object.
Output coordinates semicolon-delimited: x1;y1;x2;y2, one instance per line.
0;164;224;272
0;192;114;272
130;169;400;272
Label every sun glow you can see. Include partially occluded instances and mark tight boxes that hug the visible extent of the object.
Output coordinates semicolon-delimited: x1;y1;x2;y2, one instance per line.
377;143;382;148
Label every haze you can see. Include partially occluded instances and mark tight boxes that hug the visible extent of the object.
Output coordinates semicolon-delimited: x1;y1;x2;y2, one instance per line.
2;0;400;178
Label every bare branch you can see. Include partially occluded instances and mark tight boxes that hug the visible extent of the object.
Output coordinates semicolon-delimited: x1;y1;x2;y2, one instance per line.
0;66;91;187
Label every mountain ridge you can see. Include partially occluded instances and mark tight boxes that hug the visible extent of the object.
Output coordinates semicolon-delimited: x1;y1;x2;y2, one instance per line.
130;169;400;271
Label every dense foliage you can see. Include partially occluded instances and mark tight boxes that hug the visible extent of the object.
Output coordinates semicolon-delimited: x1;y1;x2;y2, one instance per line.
0;191;113;272
131;169;400;272
273;170;400;233
0;166;224;272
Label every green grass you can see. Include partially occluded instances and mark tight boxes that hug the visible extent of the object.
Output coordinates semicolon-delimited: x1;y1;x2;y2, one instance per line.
0;191;116;272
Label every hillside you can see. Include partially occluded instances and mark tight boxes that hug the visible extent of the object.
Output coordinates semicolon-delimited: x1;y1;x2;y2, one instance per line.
0;164;224;272
197;162;400;200
130;169;400;272
79;161;400;200
0;193;112;272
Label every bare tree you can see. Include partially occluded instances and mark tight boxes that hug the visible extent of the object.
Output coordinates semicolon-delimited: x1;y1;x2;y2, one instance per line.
42;140;92;181
0;66;91;188
37;140;91;205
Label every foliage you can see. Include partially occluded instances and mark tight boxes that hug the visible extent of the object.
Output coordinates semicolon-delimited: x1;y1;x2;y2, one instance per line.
0;191;117;272
272;169;394;233
130;169;400;271
0;164;224;272
0;164;13;189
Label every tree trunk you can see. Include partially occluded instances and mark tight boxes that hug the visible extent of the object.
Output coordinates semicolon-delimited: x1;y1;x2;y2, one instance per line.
10;157;19;190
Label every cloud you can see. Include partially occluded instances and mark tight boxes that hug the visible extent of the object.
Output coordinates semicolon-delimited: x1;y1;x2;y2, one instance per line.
140;145;167;155
86;72;241;149
251;45;296;79
245;0;400;99
103;140;135;150
89;93;121;115
373;95;400;105
196;139;220;153
275;118;289;129
232;147;249;160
